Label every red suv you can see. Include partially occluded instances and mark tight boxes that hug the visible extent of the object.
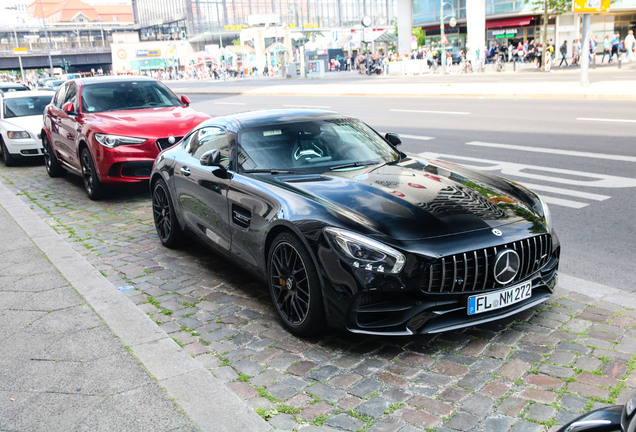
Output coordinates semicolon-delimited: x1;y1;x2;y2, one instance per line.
42;76;210;199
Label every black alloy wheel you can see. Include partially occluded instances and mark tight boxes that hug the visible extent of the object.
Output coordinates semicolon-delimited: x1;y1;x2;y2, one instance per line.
268;232;325;336
80;147;104;200
42;135;65;177
0;137;15;167
152;178;184;248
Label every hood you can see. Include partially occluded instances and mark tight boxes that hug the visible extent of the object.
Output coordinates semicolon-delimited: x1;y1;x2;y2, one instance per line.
85;107;209;138
3;115;43;138
269;155;545;241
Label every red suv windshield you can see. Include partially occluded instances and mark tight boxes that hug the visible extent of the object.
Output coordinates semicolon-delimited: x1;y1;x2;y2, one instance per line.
80;80;183;113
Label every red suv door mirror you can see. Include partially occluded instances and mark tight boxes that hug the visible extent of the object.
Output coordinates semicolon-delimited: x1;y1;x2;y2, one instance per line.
62;101;75;113
180;95;191;106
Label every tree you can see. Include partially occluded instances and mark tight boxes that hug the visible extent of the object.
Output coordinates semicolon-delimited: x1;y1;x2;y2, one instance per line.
525;0;571;48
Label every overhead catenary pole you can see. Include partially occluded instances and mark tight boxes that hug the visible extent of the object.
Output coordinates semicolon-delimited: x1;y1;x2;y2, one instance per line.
38;0;54;76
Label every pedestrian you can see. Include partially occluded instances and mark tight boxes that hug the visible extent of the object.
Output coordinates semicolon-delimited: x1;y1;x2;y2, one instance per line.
626;30;635;62
602;35;611;63
590;34;598;64
610;32;620;63
572;39;580;65
558;40;568;67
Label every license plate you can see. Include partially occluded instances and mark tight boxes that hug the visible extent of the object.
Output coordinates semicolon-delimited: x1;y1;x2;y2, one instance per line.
467;282;532;316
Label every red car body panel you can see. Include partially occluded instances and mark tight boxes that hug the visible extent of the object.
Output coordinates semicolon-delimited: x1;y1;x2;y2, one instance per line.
42;76;210;185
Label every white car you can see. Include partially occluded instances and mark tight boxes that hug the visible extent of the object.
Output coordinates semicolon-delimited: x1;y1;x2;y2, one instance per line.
0;90;54;166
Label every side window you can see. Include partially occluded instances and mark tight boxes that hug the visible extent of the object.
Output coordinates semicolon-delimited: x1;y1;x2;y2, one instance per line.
184;126;229;163
63;84;78;109
53;84;68;108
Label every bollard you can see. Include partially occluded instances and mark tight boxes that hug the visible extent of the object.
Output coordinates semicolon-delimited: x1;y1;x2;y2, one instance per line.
618;56;621;69
513;60;516;71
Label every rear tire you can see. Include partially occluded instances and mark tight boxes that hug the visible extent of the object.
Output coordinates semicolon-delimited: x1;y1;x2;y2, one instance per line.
43;134;66;177
80;147;105;200
268;232;325;336
151;178;184;248
1;138;15;167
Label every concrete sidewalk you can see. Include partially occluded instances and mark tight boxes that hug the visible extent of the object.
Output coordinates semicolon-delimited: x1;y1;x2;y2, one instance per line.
168;60;636;100
0;181;270;432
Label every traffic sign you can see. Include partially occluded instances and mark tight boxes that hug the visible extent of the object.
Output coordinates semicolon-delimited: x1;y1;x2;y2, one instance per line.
441;34;448;45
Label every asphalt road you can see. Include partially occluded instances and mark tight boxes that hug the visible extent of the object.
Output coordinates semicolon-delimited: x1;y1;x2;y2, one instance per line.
185;93;636;293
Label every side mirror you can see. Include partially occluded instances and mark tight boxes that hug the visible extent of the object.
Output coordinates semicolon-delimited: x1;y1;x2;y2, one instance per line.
181;95;191;106
200;149;228;178
62;101;75;114
385;132;401;147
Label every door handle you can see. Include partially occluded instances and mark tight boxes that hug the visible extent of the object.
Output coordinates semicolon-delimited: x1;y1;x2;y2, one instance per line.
180;166;191;176
66;133;74;139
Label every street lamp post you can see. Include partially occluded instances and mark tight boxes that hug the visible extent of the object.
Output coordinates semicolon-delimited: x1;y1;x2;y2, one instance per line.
37;0;55;77
440;0;456;74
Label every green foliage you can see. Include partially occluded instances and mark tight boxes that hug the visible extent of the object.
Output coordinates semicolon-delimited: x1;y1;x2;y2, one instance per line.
524;0;571;14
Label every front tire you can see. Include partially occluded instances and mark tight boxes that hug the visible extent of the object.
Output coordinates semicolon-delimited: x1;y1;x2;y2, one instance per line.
268;232;325;336
80;147;105;200
151;178;184;248
43;134;66;177
1;138;15;167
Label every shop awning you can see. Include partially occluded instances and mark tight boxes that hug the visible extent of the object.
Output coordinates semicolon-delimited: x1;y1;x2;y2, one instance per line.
486;16;533;29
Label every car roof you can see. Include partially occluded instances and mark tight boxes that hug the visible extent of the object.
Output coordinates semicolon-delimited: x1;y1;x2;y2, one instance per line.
74;75;159;86
0;83;29;90
1;90;55;99
201;109;344;130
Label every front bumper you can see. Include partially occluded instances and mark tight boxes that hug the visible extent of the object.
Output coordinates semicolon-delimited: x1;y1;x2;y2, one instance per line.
92;136;182;185
316;231;560;336
4;137;43;157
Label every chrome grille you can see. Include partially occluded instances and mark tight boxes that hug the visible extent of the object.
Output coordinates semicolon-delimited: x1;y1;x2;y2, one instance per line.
420;234;552;294
156;136;182;151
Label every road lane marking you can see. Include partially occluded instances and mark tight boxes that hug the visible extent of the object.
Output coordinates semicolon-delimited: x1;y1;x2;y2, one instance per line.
213;102;246;105
418;153;636;188
466;141;636;163
283;104;331;108
540;196;588;209
397;134;435;141
390;109;470;115
518;182;610;201
576;117;636;124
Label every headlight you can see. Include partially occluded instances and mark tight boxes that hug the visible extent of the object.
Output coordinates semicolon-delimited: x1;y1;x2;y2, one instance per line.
324;227;405;274
7;131;30;139
94;133;146;148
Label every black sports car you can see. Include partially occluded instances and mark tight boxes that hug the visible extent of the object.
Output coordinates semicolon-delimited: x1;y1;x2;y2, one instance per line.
150;110;560;336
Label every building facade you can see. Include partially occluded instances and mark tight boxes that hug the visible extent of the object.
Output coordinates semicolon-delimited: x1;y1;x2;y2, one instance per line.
132;0;397;45
413;0;636;55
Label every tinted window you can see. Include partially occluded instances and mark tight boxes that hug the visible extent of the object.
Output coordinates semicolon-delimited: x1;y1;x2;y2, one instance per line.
80;80;182;113
3;95;54;119
184;126;230;163
237;118;399;172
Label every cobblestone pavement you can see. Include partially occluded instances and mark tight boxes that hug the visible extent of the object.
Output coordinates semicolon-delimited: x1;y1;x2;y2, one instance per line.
2;161;635;432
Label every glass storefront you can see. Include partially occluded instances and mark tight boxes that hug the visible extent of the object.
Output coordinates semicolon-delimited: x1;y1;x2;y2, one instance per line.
134;0;397;41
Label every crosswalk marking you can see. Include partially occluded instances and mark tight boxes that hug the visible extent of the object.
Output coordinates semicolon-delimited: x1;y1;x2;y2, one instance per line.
418;152;636;209
518;182;610;201
399;134;435;141
465;141;636;163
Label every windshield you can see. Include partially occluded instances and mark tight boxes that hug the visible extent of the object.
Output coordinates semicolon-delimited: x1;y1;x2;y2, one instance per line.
237;118;400;173
80;80;182;113
3;95;53;119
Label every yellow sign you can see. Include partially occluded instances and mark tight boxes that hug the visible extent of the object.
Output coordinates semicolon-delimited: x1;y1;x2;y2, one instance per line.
13;47;27;52
572;0;610;13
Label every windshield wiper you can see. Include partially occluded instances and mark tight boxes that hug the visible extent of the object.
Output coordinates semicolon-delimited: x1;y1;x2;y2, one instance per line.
242;169;305;174
329;160;379;171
